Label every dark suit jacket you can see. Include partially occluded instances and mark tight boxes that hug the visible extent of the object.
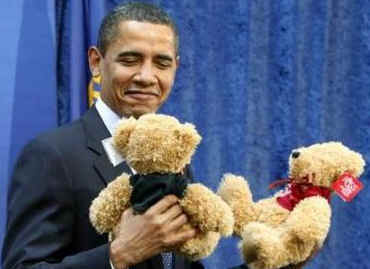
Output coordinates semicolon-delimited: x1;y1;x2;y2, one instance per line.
2;107;204;269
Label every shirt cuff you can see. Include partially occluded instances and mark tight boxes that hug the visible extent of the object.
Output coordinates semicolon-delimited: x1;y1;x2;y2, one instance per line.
110;259;115;269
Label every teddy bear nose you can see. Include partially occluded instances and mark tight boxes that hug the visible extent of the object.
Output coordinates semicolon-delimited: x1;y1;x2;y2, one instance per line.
292;151;300;159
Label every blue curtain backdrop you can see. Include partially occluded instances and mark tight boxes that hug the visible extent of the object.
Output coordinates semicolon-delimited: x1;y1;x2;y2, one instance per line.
1;1;370;268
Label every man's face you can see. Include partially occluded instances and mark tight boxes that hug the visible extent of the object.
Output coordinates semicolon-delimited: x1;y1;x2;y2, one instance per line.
90;20;178;118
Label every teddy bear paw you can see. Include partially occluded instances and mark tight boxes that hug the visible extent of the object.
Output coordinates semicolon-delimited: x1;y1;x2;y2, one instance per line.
177;231;220;261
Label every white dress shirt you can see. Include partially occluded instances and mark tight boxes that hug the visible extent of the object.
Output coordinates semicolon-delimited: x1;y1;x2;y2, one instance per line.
95;97;121;136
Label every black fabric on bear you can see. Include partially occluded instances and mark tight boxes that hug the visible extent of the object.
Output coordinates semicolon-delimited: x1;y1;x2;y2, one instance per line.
129;173;189;213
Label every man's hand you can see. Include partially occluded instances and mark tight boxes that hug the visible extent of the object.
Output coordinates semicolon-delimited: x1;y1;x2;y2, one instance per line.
109;195;196;269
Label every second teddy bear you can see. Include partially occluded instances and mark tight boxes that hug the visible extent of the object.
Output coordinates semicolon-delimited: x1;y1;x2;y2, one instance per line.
218;142;365;269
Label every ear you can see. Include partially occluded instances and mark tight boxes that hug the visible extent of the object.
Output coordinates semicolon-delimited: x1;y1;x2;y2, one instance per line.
180;123;202;149
113;117;137;156
351;151;366;178
88;46;103;77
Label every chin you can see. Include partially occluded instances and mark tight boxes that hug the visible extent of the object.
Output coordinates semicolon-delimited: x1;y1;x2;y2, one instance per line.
120;101;162;118
128;108;157;119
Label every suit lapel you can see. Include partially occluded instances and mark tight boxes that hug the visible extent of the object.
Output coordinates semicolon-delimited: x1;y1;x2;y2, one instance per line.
94;154;131;185
82;106;131;185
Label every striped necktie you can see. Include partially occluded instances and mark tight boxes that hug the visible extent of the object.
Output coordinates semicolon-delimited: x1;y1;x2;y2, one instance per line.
162;252;173;269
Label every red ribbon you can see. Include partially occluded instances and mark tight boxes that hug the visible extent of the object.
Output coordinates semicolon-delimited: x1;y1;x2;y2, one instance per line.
271;179;331;211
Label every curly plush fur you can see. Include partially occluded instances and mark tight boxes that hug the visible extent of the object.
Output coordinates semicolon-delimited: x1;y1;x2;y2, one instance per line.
90;114;234;260
218;142;365;269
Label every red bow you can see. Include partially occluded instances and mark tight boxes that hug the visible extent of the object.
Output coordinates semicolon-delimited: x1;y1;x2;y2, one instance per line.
272;181;331;211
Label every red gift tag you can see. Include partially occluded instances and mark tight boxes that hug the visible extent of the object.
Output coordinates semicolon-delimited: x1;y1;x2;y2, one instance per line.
331;172;364;202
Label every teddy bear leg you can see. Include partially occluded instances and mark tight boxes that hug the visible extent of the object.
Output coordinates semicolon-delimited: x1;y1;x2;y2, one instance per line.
176;225;221;261
218;174;259;236
241;222;288;269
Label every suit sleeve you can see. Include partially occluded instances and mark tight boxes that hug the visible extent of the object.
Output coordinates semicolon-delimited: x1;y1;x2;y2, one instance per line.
2;138;111;269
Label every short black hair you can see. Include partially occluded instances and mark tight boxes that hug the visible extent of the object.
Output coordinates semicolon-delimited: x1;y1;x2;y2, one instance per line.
97;2;179;56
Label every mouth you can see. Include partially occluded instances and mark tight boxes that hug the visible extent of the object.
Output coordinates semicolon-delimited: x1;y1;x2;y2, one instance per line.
123;90;159;101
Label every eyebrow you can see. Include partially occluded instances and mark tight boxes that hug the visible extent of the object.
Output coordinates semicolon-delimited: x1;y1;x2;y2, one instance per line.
116;51;142;58
156;54;173;62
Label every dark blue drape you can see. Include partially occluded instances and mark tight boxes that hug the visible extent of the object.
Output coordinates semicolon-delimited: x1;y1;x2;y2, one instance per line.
2;1;370;268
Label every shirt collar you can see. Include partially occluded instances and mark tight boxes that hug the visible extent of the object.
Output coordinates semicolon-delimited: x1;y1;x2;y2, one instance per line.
95;98;137;174
95;97;123;136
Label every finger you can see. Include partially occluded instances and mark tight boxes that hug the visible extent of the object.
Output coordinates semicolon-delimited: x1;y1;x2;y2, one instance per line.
122;207;134;220
118;208;134;226
164;228;196;247
160;204;183;223
165;214;189;233
146;195;179;215
113;208;133;238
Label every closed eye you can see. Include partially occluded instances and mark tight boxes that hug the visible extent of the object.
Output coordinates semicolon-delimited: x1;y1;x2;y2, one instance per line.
116;51;142;66
155;60;172;69
155;55;173;69
119;58;139;66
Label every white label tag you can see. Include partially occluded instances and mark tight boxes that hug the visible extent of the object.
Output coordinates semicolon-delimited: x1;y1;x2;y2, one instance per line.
101;137;124;167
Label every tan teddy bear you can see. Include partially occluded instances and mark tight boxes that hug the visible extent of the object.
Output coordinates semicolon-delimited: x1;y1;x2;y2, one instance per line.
218;142;365;269
89;113;234;260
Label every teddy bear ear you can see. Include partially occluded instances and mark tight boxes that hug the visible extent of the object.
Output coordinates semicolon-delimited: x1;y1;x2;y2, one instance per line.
179;123;202;148
351;151;366;178
113;117;137;156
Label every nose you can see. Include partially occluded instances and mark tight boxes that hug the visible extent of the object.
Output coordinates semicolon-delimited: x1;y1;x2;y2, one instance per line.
133;62;156;86
292;151;300;159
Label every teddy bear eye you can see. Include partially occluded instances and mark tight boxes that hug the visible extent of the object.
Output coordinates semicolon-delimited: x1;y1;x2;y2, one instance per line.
291;151;300;159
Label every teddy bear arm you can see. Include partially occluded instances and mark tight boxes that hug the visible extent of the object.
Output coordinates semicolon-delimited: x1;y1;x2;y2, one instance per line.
284;196;331;246
89;172;132;234
256;197;290;227
281;232;318;267
180;183;234;236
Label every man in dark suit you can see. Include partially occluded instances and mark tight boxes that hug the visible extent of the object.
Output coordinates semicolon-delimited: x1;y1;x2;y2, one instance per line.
2;2;203;269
